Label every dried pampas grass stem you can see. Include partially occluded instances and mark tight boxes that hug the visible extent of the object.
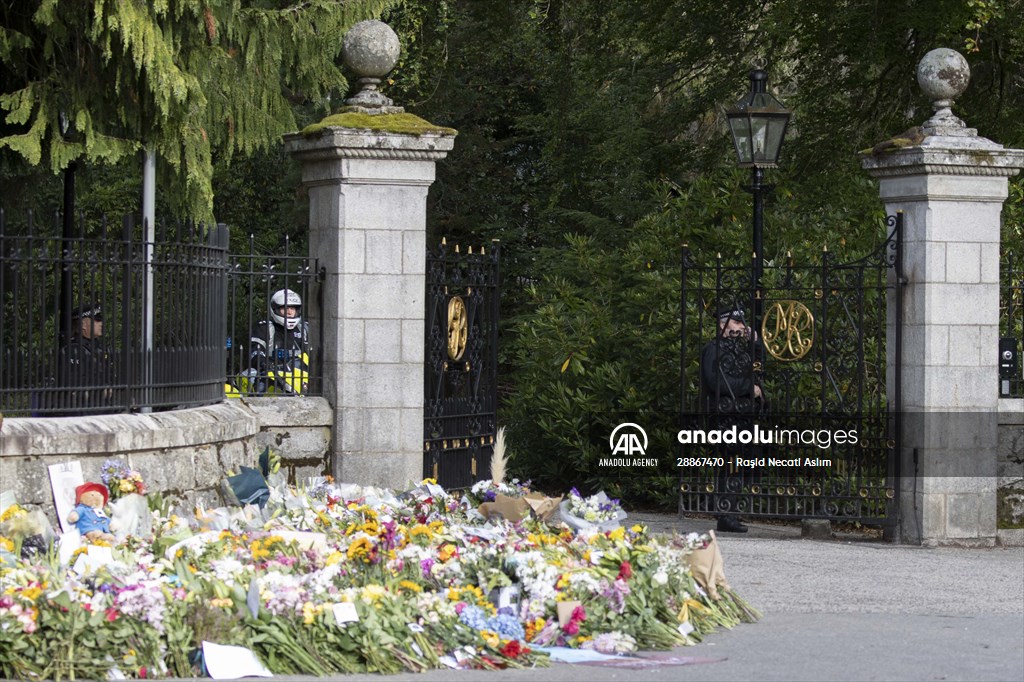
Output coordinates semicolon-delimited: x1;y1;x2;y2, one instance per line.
490;426;507;485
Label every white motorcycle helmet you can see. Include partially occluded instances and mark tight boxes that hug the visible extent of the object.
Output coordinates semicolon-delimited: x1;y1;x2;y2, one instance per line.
270;289;302;330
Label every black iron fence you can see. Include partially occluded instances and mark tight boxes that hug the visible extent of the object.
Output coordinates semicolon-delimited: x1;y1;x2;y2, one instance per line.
678;215;902;525
0;210;228;416
225;236;321;397
1001;250;1023;397
0;210;324;417
424;240;501;489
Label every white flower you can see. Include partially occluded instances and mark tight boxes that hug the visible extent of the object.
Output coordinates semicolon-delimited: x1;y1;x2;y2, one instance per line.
653;570;669;586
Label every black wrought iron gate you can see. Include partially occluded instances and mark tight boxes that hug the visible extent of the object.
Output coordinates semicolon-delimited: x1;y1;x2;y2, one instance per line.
424;240;501;489
679;215;903;526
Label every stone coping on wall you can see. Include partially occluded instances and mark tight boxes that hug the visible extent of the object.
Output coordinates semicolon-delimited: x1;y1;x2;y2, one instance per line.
999;398;1024;423
0;401;260;457
242;396;333;428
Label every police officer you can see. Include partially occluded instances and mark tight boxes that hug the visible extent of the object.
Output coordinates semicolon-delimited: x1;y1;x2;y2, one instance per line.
58;303;114;414
247;289;310;395
700;304;766;533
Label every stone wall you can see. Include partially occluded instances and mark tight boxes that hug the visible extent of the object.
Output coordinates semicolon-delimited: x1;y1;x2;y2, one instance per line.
0;397;331;525
998;399;1024;545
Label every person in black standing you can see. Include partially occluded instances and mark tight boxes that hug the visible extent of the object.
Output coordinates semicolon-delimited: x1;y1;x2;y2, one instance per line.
58;303;114;414
700;304;766;533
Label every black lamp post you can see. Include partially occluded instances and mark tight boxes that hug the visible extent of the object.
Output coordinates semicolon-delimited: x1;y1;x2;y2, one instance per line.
726;68;790;326
58;112;78;347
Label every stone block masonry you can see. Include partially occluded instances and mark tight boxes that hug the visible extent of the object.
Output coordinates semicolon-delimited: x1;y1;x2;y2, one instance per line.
0;397;332;527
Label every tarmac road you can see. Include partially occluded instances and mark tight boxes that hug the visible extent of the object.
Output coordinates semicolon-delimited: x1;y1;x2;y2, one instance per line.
201;516;1024;682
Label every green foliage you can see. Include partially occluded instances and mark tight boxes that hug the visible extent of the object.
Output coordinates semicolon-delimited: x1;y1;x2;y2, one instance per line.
5;0;1024;507
0;0;398;220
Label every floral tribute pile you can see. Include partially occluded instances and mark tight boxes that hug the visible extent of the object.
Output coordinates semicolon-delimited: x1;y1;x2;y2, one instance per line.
0;473;759;680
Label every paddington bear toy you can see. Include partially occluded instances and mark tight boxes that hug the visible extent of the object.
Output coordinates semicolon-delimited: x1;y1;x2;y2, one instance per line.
66;482;117;543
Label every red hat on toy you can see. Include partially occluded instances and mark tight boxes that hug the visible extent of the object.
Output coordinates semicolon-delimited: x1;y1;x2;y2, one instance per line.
75;482;109;506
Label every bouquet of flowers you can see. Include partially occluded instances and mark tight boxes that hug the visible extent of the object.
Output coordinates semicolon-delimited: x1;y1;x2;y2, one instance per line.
100;459;147;500
0;475;761;679
467;478;531;505
559;489;627;533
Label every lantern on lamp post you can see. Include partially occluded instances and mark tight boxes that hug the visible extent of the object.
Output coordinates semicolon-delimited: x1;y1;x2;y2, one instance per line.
726;67;791;326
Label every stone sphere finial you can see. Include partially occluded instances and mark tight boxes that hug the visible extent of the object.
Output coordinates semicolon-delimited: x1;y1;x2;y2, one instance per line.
341;20;404;114
916;48;971;135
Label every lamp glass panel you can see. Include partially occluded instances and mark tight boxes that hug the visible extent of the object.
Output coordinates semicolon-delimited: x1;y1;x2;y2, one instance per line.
751;118;769;162
728;116;753;164
764;117;788;164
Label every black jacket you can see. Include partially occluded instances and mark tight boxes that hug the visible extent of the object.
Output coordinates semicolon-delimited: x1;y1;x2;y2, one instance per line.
57;335;114;413
699;334;765;414
248;320;310;393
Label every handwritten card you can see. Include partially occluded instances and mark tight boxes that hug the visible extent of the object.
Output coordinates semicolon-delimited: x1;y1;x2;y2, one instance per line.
48;461;83;533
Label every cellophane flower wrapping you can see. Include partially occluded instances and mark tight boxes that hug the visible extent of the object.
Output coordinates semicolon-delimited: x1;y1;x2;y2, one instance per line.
0;477;758;679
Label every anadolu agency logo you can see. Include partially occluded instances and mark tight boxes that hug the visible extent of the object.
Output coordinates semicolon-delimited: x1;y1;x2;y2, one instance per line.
601;423;659;467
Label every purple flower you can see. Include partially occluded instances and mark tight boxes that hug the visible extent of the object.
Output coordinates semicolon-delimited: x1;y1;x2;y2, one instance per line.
420;558;435;578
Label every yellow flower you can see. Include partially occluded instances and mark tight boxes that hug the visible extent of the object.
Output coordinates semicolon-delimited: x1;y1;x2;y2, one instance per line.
398;580;422;593
20;586;42;602
525;617;545;641
250;540;270;561
428;520;445;533
118;480;135;493
480;630;500;648
360;584;386;603
0;504;25;522
302;601;322;624
325;551;344;566
346;536;374;563
420;477;437;485
438;543;457;562
409;524;433;540
360;520;380;536
210;597;232;609
607;527;626;542
0;537;14;553
630;524;645;533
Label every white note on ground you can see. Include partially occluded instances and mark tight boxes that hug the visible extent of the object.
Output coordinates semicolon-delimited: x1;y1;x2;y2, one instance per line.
202;641;273;679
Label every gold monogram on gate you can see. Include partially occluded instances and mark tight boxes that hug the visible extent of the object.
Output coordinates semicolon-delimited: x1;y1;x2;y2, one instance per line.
761;300;814;361
447;296;468;361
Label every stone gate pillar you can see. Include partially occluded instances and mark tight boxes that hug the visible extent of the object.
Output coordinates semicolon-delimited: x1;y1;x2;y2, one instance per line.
861;49;1024;545
283;21;456;487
